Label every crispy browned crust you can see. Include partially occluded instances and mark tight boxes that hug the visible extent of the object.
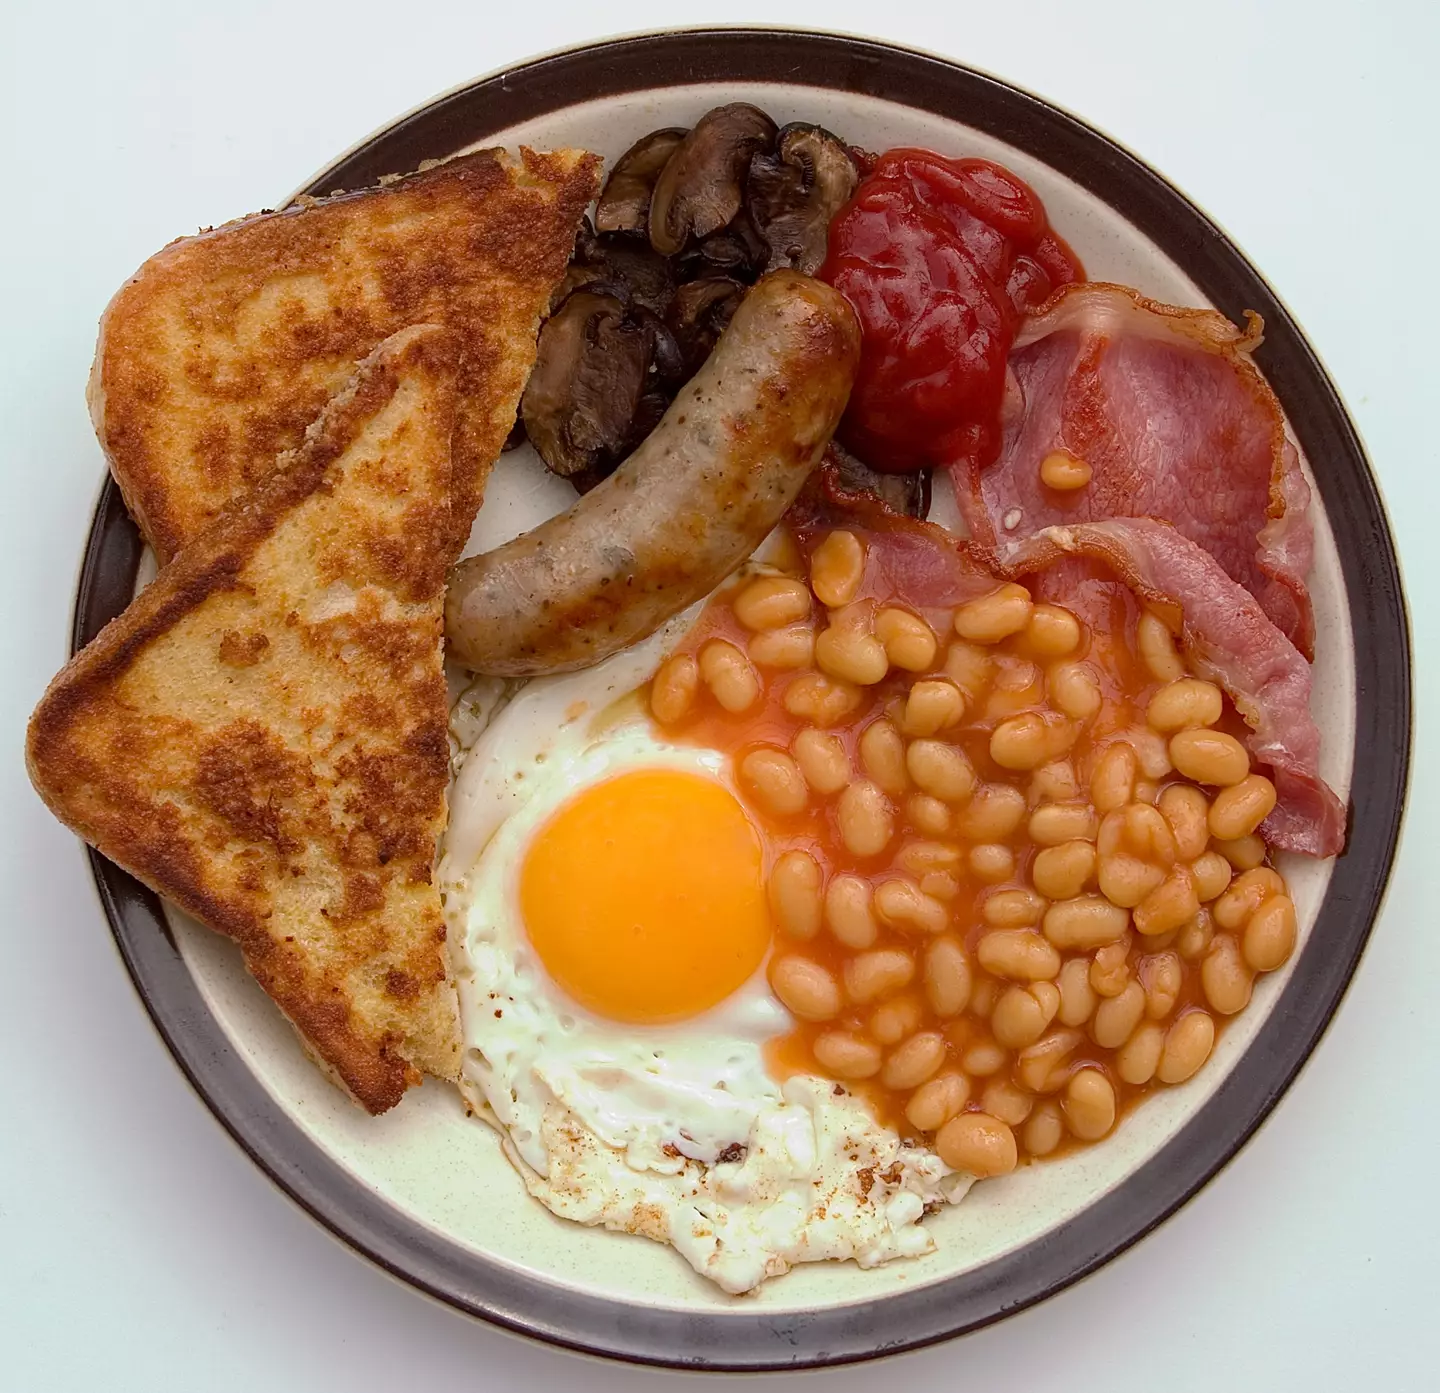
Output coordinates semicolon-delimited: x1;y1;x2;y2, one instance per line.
30;326;466;1113
92;146;600;563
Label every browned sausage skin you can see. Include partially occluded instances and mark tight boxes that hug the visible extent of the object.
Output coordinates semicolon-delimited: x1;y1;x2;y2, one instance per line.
445;270;861;674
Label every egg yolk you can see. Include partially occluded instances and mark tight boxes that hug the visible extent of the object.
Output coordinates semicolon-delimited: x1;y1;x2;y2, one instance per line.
519;769;770;1024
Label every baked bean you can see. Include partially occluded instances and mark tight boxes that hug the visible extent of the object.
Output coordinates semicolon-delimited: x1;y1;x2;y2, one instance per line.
961;1040;1009;1076
968;842;1016;884
1097;853;1165;909
810;530;865;607
1146;678;1223;733
1023;1101;1065;1156
1044;895;1131;951
836;779;895;857
1169;728;1250;786
1137;610;1185;682
748;624;815;669
1049;661;1103;721
825;874;879;949
954;583;1033;644
844;948;916;1004
1016;1029;1081;1092
984;657;1042;716
1134;867;1200;937
1243;894;1297;971
1201;935;1254;1015
982;887;1048;929
1140;951;1183;1018
782;671;862;726
923;937;972;1017
921;871;962;901
1092;980;1146;1048
1214;867;1286;931
875;878;949;935
955;784;1028;840
1027;605;1083;660
1190;850;1233;903
1029;802;1099;846
813;1031;882;1079
1115;1021;1166;1085
900;678;965;737
769;850;823;940
1133;779;1160;805
1057;957;1098;1027
816;618;890;689
943;640;993;700
1126;727;1175;780
1214;833;1267;871
896;840;963;877
650;653;698;724
907;793;952;837
871;994;923;1045
698;639;760;713
1030;759;1080;806
1039;450;1092;491
981;1077;1035;1126
791;727;850;795
967;978;999;1019
1089;934;1134;997
1091;742;1138;813
1157;1010;1215;1083
1158;784;1211;861
739;748;808;816
881;1031;947;1090
770;956;843;1021
977;928;1062;981
1209;774;1278;840
937;1111;1018;1176
1176;908;1215;962
906;1072;971;1132
992;984;1061;1048
905;739;976;804
991;712;1074;771
734;574;812;631
1064;1068;1117;1140
858;718;909;795
876;607;938;672
1101;803;1178;864
1030;841;1095;901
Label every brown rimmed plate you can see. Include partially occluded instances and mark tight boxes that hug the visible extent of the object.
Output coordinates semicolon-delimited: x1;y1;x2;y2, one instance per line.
72;27;1409;1371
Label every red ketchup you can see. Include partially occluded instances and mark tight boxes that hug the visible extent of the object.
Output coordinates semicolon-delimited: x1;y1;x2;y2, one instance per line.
820;149;1084;473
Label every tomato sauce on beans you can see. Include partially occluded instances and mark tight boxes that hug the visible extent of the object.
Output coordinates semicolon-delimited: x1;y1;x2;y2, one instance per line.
820;150;1084;474
649;524;1298;1176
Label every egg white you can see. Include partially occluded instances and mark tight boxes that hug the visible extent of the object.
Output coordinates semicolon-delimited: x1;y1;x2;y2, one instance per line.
440;608;971;1293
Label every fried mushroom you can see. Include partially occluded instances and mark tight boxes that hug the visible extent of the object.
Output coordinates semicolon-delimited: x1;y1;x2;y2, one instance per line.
665;277;746;378
649;104;778;255
595;128;688;236
747;123;860;274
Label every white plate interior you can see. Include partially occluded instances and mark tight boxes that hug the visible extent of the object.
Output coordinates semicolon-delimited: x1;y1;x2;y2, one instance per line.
165;82;1356;1316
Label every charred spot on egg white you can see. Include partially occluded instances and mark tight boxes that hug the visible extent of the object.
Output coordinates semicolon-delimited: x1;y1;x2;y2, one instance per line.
438;617;971;1293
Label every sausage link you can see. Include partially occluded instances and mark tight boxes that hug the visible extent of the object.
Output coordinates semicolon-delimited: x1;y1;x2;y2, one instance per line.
445;270;861;673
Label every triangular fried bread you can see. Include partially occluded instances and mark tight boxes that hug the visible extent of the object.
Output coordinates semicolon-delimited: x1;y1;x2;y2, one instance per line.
90;146;600;562
29;325;465;1112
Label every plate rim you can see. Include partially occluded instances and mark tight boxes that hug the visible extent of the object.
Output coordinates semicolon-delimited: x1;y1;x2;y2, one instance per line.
71;25;1412;1371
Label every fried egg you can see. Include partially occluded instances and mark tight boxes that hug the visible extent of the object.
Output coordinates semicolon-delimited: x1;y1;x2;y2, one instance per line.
440;613;970;1293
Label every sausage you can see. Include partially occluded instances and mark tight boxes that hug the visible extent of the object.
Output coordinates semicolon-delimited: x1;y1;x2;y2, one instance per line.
445;269;861;674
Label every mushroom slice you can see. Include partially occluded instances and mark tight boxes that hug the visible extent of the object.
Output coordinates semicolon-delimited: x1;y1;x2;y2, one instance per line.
521;289;652;479
823;441;933;519
665;277;746;378
747;123;860;274
582;233;678;316
680;206;770;283
595;128;688;235
648;104;778;255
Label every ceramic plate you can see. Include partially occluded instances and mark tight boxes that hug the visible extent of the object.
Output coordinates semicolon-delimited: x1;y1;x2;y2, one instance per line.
72;27;1409;1371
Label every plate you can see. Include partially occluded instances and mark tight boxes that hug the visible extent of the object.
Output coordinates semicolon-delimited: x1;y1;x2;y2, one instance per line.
71;27;1410;1371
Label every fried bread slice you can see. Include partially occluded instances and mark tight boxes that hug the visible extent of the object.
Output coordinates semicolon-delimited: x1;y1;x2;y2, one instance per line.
30;325;465;1112
91;146;600;563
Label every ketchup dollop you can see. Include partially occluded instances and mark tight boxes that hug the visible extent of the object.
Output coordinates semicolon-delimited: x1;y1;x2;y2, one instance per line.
820;149;1084;473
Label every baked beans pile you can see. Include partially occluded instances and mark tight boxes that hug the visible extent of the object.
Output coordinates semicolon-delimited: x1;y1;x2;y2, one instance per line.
649;528;1297;1178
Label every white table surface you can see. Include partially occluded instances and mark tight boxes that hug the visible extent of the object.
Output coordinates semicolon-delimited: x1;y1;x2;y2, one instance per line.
3;2;1435;1388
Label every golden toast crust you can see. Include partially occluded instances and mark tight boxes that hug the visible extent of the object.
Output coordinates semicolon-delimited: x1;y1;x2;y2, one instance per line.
31;326;466;1113
93;147;599;562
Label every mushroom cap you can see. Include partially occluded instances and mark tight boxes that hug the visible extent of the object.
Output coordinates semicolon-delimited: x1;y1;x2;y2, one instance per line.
747;122;859;275
595;128;688;236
